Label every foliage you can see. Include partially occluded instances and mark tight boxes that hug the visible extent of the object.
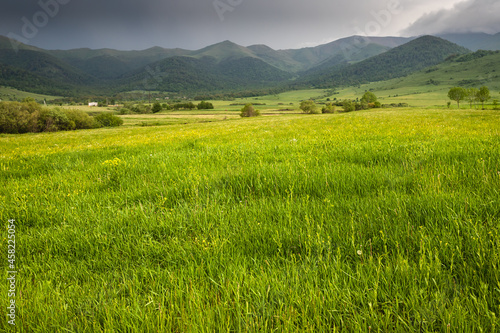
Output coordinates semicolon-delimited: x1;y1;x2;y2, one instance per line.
173;102;196;110
152;102;162;113
94;113;124;127
321;103;336;114
455;50;499;63
476;86;491;109
64;109;98;129
448;87;467;108
361;91;378;103
240;103;260;117
342;100;355;112
128;103;152;114
466;88;479;108
300;100;319;114
0;101;100;133
197;101;215;110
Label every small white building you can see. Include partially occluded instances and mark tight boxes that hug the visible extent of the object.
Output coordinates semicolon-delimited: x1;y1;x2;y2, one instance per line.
88;102;98;107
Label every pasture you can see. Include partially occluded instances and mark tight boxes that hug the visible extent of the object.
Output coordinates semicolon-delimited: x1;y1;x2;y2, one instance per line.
1;108;499;331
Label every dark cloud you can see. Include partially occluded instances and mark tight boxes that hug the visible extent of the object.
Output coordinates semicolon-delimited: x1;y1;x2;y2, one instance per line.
0;0;497;50
403;0;500;36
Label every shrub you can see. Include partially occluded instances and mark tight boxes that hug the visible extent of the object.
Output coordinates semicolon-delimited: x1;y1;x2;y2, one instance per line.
152;102;162;113
197;101;214;110
321;103;336;114
94;113;124;127
240;104;260;117
342;100;355;112
38;108;74;132
64;109;98;129
300;100;319;114
361;91;378;103
0;101;41;134
130;104;152;114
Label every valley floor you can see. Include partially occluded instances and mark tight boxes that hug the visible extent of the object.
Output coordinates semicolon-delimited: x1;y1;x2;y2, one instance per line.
1;109;499;331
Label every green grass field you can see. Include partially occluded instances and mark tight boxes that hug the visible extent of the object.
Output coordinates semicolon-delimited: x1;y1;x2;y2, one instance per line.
1;108;500;331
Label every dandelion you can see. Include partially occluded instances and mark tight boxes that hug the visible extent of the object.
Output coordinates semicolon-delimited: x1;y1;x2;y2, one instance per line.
357;250;363;256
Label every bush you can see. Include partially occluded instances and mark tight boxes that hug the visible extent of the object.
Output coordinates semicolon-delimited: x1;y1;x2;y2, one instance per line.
355;101;369;111
240;104;260;117
361;91;378;103
38;108;74;132
300;100;319;114
342;100;355;112
94;113;124;127
173;102;196;110
197;101;214;110
0;101;41;134
0;101;123;133
152;102;162;114
321;103;336;114
64;109;98;129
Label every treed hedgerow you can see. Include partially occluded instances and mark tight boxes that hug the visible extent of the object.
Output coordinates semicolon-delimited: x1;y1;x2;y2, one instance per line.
0;100;122;134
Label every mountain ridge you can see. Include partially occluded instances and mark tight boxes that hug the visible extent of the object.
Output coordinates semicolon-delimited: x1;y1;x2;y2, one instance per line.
0;33;489;97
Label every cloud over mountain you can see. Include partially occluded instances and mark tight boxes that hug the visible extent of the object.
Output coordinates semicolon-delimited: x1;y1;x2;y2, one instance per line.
403;0;500;36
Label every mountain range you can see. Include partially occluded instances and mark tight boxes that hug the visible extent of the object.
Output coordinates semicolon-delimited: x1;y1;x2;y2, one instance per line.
0;32;498;98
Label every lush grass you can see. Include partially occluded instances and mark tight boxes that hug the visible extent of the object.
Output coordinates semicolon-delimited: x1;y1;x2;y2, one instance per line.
0;86;62;103
1;109;500;332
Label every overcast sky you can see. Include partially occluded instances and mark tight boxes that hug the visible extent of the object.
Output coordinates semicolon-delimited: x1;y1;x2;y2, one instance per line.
1;0;498;51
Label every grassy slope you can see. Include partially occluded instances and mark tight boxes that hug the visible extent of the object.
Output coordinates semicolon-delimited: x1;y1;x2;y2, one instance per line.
363;52;500;107
299;36;470;89
0;86;62;102
1;109;499;331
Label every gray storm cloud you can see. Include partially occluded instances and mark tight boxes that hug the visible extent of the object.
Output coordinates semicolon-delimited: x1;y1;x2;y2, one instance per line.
403;0;500;36
0;0;497;50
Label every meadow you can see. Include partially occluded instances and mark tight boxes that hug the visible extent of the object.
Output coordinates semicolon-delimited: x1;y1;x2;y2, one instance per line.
1;108;499;331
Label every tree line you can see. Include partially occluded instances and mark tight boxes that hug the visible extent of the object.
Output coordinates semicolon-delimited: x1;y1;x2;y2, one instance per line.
448;86;498;109
0;99;122;134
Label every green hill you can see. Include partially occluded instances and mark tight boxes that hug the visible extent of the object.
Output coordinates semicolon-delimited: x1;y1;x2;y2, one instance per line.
300;36;470;89
191;40;257;62
48;47;193;79
0;49;95;85
119;55;292;94
0;34;490;99
369;50;500;95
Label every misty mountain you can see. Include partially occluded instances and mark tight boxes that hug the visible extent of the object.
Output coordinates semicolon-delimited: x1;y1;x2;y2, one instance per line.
118;55;293;93
438;33;500;51
0;34;481;97
298;36;470;89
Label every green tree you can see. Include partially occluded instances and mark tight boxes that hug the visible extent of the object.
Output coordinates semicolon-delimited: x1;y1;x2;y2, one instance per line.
361;91;377;103
322;103;336;114
240;103;260;117
152;102;162;113
300;100;318;114
448;87;467;109
197;101;214;110
476;86;490;109
342;100;355;112
466;88;478;108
